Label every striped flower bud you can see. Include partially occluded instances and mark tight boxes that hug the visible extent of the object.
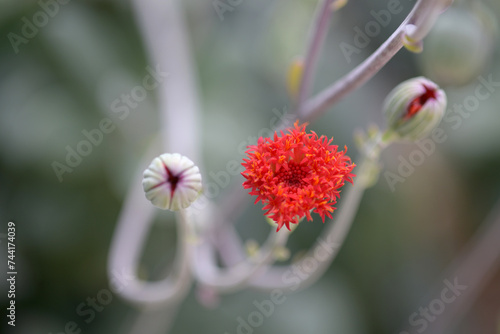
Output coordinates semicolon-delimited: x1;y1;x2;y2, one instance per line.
383;77;447;141
142;153;202;211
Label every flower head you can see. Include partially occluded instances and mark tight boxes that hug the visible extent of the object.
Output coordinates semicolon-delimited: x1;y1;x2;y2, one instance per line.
384;77;447;141
143;153;202;211
241;122;355;231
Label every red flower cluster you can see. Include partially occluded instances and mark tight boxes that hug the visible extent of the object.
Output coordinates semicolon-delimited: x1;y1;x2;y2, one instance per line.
241;121;355;231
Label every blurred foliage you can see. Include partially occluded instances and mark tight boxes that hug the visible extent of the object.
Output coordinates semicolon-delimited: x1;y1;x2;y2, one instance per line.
0;0;499;333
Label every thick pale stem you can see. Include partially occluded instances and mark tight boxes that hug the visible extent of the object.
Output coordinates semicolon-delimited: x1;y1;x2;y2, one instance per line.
108;0;202;309
134;0;202;161
107;162;193;306
191;225;291;293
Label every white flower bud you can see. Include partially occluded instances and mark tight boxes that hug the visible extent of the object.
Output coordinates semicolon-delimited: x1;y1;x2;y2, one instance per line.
383;77;447;141
142;153;202;211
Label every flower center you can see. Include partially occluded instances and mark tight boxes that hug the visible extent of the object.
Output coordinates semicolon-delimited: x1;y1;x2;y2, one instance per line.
163;164;180;197
276;162;308;188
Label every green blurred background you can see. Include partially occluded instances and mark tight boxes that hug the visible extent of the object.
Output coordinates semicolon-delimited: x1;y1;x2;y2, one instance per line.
1;0;499;333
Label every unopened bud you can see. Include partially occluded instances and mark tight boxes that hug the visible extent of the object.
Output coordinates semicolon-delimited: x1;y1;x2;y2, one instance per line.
418;5;497;86
142;153;202;211
383;77;446;141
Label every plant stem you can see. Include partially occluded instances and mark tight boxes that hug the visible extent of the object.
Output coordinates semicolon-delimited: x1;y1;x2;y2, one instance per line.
296;0;335;111
107;159;193;305
108;0;203;308
299;0;449;121
191;222;291;293
133;0;203;162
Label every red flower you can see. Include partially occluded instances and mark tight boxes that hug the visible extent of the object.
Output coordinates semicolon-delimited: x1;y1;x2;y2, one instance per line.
241;121;355;231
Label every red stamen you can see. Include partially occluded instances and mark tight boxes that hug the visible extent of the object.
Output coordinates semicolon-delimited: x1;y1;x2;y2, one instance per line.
405;85;437;119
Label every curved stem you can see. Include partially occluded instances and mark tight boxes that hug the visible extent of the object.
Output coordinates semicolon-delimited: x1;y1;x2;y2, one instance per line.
299;0;450;121
108;0;203;308
133;0;203;162
191;225;291;293
107;155;193;306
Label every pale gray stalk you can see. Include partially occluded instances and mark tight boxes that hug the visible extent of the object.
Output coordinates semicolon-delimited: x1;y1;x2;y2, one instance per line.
108;0;203;333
